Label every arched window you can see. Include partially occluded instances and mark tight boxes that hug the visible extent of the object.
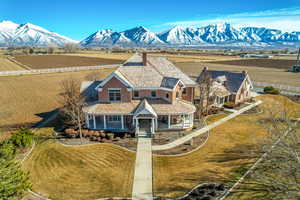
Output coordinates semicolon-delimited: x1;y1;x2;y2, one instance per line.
166;93;169;99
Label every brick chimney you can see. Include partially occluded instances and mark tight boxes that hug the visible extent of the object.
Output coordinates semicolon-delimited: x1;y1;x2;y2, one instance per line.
142;52;147;66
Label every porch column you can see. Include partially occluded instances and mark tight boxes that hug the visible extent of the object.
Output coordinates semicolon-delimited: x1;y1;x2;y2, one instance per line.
85;113;89;128
121;115;124;129
152;118;155;133
103;115;106;129
93;115;96;129
168;115;171;129
155;118;158;130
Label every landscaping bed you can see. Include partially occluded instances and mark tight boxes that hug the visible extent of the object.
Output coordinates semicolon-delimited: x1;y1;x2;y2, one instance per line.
152;120;206;146
153;131;209;156
60;128;138;151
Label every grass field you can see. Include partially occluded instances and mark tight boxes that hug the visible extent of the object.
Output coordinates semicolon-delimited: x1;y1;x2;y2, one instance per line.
0;56;25;71
177;62;300;86
12;55;124;69
153;95;300;198
22;140;135;199
0;68;115;132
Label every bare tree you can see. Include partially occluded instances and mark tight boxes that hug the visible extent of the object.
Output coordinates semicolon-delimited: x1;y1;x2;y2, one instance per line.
196;70;213;121
47;43;56;54
225;103;300;200
84;71;101;81
63;43;78;53
59;77;85;143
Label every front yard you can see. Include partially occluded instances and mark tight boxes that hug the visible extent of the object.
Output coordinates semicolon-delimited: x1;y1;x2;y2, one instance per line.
153;95;300;198
22;140;136;200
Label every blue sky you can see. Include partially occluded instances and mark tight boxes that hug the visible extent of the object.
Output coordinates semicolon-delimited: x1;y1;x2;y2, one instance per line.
1;0;300;40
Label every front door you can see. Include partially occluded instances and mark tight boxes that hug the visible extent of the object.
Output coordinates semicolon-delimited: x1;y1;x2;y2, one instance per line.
138;119;152;133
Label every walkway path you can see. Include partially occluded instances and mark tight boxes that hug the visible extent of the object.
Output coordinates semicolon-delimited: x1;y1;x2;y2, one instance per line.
132;135;153;200
152;100;262;151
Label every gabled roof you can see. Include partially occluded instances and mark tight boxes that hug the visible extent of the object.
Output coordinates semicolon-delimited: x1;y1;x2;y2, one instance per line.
198;70;250;93
80;81;102;102
147;56;197;87
160;77;181;89
83;98;196;115
95;54;197;91
133;99;157;117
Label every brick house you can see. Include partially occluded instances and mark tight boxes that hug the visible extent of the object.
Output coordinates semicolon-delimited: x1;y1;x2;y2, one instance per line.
81;53;197;135
196;67;253;107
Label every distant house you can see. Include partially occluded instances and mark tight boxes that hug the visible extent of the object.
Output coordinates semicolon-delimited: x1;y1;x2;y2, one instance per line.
196;67;253;107
80;53;197;135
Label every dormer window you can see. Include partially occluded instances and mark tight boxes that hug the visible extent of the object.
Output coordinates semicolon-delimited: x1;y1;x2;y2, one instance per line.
151;90;157;98
133;90;139;98
108;89;121;102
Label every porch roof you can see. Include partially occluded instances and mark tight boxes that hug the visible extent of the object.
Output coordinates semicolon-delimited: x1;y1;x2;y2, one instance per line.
83;98;196;115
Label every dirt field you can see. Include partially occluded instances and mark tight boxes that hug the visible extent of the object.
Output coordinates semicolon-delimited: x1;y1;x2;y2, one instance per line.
153;95;300;198
207;58;296;69
23;140;135;199
12;55;124;69
177;62;300;86
69;52;243;63
0;68;115;132
0;56;25;71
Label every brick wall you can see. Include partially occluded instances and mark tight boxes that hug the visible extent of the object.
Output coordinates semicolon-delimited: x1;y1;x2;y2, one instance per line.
182;87;194;102
98;77;131;102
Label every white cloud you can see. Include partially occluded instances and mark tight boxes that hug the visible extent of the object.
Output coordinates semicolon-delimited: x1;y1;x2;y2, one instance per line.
159;7;300;32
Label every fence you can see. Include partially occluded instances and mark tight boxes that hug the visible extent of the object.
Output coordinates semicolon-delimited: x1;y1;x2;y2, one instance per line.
252;81;300;92
0;64;119;76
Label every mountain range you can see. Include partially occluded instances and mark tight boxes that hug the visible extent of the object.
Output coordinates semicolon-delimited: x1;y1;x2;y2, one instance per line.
1;21;300;48
0;21;76;47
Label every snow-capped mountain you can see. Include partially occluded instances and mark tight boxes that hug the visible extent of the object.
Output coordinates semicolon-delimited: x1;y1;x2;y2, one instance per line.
0;20;76;47
80;26;163;46
81;23;300;47
158;26;193;44
1;20;300;47
122;26;164;45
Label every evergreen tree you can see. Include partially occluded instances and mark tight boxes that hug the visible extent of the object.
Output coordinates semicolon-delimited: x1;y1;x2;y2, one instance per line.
0;141;31;200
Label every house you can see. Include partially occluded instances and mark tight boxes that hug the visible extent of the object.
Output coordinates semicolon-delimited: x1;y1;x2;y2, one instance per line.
196;67;253;107
81;53;197;135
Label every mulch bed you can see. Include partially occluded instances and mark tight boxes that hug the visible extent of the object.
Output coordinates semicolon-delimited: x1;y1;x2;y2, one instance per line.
153;131;209;155
60;128;137;151
242;106;262;114
152;121;205;146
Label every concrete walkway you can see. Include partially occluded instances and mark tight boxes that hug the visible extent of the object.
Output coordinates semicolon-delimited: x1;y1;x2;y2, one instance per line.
132;135;153;200
152;100;262;151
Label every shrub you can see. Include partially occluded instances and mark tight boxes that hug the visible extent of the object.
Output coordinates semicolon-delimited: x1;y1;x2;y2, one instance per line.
224;101;236;109
10;128;34;148
263;86;280;95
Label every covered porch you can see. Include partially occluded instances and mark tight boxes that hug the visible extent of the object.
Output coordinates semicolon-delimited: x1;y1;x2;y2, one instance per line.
85;113;132;132
157;113;194;130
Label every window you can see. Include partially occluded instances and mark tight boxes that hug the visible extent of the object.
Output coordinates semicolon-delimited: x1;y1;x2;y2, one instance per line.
108;89;121;102
151;90;157;98
166;93;169;99
133;90;139;98
182;88;187;94
108;115;121;122
176;92;179;98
